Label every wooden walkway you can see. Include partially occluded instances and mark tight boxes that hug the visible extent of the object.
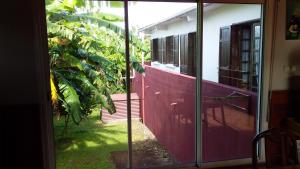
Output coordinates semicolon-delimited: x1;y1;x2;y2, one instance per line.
102;93;140;123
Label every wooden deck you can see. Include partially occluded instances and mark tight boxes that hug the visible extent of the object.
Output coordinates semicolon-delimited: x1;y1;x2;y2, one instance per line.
101;93;140;123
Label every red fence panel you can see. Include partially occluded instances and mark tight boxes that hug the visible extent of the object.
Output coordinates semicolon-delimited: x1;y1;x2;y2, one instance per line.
132;72;143;119
132;65;257;163
143;66;196;163
201;80;257;162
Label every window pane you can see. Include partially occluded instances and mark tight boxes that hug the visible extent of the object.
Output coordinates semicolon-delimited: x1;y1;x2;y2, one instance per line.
242;52;249;61
152;39;159;61
130;2;196;168
254;51;260;63
242;63;249;71
242;40;250;50
174;35;179;66
202;3;262;163
255;39;260;50
255;25;261;38
243;74;249;82
166;36;174;64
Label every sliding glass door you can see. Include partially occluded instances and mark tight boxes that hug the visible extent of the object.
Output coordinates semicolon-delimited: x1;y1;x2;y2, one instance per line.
128;1;197;168
47;0;264;168
200;1;264;165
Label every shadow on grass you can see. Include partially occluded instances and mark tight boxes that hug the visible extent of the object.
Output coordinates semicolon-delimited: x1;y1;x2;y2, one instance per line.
53;113;129;169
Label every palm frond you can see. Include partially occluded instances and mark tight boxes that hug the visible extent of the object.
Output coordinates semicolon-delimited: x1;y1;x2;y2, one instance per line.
56;72;83;125
81;13;124;22
47;2;149;125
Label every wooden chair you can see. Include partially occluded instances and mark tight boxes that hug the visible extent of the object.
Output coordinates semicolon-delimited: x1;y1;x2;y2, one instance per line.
252;128;298;169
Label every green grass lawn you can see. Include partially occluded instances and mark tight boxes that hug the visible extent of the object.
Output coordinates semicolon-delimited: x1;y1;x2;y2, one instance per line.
54;112;129;169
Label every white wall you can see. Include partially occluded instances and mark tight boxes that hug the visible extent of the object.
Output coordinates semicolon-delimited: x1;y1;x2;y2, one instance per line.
203;4;261;82
149;4;261;82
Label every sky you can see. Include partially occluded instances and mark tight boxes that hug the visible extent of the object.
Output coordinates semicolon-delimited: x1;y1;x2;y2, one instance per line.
128;2;196;28
100;2;196;29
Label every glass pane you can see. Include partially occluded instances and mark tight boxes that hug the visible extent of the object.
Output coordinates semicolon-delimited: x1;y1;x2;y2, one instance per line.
253;64;257;74
255;39;260;50
130;2;196;168
254;51;260;63
255;64;259;75
47;1;129;169
202;3;262;163
255;25;261;38
242;40;250;50
243;74;249;82
243;63;249;71
242;52;249;61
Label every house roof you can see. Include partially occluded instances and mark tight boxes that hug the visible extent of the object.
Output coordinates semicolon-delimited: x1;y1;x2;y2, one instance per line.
139;3;222;33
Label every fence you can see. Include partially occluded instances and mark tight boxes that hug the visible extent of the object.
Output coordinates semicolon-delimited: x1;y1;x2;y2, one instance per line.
132;65;257;163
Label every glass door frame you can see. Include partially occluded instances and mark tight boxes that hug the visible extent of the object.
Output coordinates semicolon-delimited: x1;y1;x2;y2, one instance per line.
196;1;266;168
39;0;267;169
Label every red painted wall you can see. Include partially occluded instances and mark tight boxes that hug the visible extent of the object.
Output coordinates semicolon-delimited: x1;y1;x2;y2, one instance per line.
132;65;257;163
132;72;144;119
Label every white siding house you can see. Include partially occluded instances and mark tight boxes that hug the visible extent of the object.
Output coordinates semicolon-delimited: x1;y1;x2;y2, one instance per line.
140;3;261;83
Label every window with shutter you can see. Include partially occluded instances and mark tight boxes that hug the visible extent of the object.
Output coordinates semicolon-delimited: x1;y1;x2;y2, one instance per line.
179;33;196;76
173;35;179;66
151;38;159;62
239;26;251;90
188;32;196;76
157;38;162;63
166;36;174;64
219;26;231;85
218;20;261;92
180;34;188;75
157;38;166;64
250;22;261;92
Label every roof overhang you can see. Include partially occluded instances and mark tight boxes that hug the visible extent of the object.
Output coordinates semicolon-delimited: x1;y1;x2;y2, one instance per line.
139;3;223;34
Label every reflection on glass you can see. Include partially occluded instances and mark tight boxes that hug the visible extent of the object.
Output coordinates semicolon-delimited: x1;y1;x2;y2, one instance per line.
202;3;262;162
242;63;249;71
255;26;261;37
254;52;259;63
48;1;130;169
255;39;260;50
243;40;250;50
243;74;249;82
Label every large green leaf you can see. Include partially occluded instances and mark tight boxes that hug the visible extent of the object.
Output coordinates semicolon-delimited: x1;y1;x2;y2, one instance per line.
57;73;83;125
109;1;123;8
46;0;85;12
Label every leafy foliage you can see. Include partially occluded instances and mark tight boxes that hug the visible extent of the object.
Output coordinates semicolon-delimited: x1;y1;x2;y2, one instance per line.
47;0;150;125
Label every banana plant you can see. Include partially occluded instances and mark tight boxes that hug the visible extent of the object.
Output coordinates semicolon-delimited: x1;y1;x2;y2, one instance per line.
47;0;150;126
